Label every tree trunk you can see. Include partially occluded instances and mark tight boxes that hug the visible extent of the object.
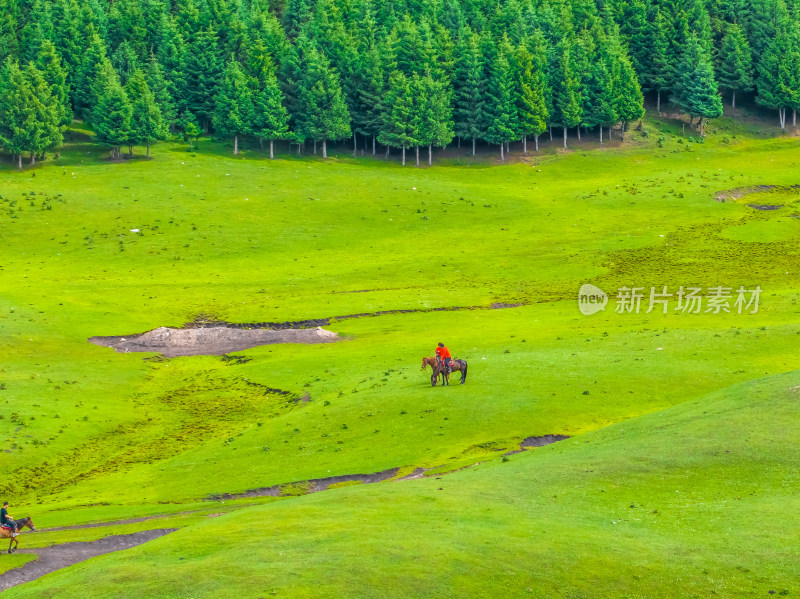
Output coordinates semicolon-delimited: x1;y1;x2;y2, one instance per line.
621;121;628;140
372;135;376;155
523;135;527;155
457;137;461;148
794;109;797;127
600;126;603;144
128;146;133;157
699;118;705;137
234;134;238;155
386;144;390;158
472;137;476;155
576;126;581;141
500;142;504;162
549;126;553;141
428;143;432;166
353;131;357;156
731;90;736;108
563;126;568;150
30;152;35;165
402;145;406;166
657;90;661;113
17;154;22;169
535;134;539;151
415;144;419;167
146;145;150;158
322;140;327;159
270;140;274;159
297;142;301;156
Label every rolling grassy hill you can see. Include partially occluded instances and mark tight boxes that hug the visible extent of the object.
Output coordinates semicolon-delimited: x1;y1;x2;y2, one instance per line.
1;114;799;596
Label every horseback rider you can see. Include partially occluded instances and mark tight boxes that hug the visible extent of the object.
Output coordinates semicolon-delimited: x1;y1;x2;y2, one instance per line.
435;342;452;374
1;501;18;537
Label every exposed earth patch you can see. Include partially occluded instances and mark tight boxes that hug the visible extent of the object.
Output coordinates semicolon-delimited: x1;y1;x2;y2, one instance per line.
0;529;177;592
89;325;341;357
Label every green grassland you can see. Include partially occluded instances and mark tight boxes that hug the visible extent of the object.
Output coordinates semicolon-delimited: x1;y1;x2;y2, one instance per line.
1;115;799;597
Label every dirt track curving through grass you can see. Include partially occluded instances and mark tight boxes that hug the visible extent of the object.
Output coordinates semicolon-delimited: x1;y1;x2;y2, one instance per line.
0;529;177;592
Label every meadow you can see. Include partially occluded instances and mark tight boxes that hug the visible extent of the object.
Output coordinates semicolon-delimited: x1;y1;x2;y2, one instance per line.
1;113;799;597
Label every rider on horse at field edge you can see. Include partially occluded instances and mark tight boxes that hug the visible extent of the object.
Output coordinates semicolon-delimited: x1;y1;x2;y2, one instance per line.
1;502;18;537
435;342;452;374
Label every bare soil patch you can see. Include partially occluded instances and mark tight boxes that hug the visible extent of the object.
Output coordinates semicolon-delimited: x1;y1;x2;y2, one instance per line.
89;325;340;357
520;434;571;448
0;529;177;591
714;184;800;203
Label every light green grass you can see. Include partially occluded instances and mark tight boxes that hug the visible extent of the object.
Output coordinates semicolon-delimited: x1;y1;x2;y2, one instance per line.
1;114;799;596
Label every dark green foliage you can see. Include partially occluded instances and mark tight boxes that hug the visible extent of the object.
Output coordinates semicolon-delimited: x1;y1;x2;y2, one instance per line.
296;45;350;157
3;0;799;163
213;60;254;154
718;23;754;107
127;68;166;156
93;66;133;158
671;34;723;133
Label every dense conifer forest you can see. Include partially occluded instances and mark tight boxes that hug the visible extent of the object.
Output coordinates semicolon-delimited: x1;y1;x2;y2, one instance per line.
0;0;793;165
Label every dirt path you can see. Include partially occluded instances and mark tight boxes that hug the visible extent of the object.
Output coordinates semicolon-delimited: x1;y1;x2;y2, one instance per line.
0;529;177;592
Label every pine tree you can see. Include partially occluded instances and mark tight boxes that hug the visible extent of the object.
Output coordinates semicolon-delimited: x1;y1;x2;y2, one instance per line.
483;40;517;161
213;59;254;155
93;67;133;159
0;0;20;64
377;70;417;166
582;35;618;145
351;46;384;155
23;63;63;163
614;47;646;137
453;28;485;155
417;71;453;166
250;55;291;159
179;27;222;130
0;59;30;168
73;28;110;119
145;55;178;129
672;34;723;135
515;43;548;153
35;40;72;127
296;45;350;158
127;68;166;157
551;40;582;150
718;23;754;108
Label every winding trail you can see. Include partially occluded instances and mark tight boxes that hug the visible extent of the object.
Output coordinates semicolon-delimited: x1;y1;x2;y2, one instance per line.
0;434;568;591
0;529;177;592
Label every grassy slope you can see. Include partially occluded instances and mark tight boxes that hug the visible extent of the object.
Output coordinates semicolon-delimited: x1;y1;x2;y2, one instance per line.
8;372;799;598
1;114;799;595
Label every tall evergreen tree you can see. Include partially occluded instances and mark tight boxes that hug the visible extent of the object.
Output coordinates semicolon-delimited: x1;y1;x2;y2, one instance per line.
127;68;166;157
23;62;64;163
93;63;133;158
515;43;548;153
35;40;72;127
213;59;254;154
73;28;111;119
551;40;582;150
672;34;723;135
377;70;417;166
483;39;517;161
0;59;30;168
0;0;20;64
417;71;453;166
296;45;350;158
179;27;222;129
453;28;485;155
717;23;754;108
250;55;291;159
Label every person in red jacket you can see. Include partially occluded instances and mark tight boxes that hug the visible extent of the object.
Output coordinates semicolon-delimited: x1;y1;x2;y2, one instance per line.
435;343;452;374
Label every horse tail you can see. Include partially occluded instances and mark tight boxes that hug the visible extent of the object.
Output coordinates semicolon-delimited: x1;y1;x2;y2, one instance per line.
462;360;468;381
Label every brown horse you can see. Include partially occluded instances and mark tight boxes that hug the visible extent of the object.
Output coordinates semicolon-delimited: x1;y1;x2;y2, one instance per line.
421;356;468;386
0;516;35;553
